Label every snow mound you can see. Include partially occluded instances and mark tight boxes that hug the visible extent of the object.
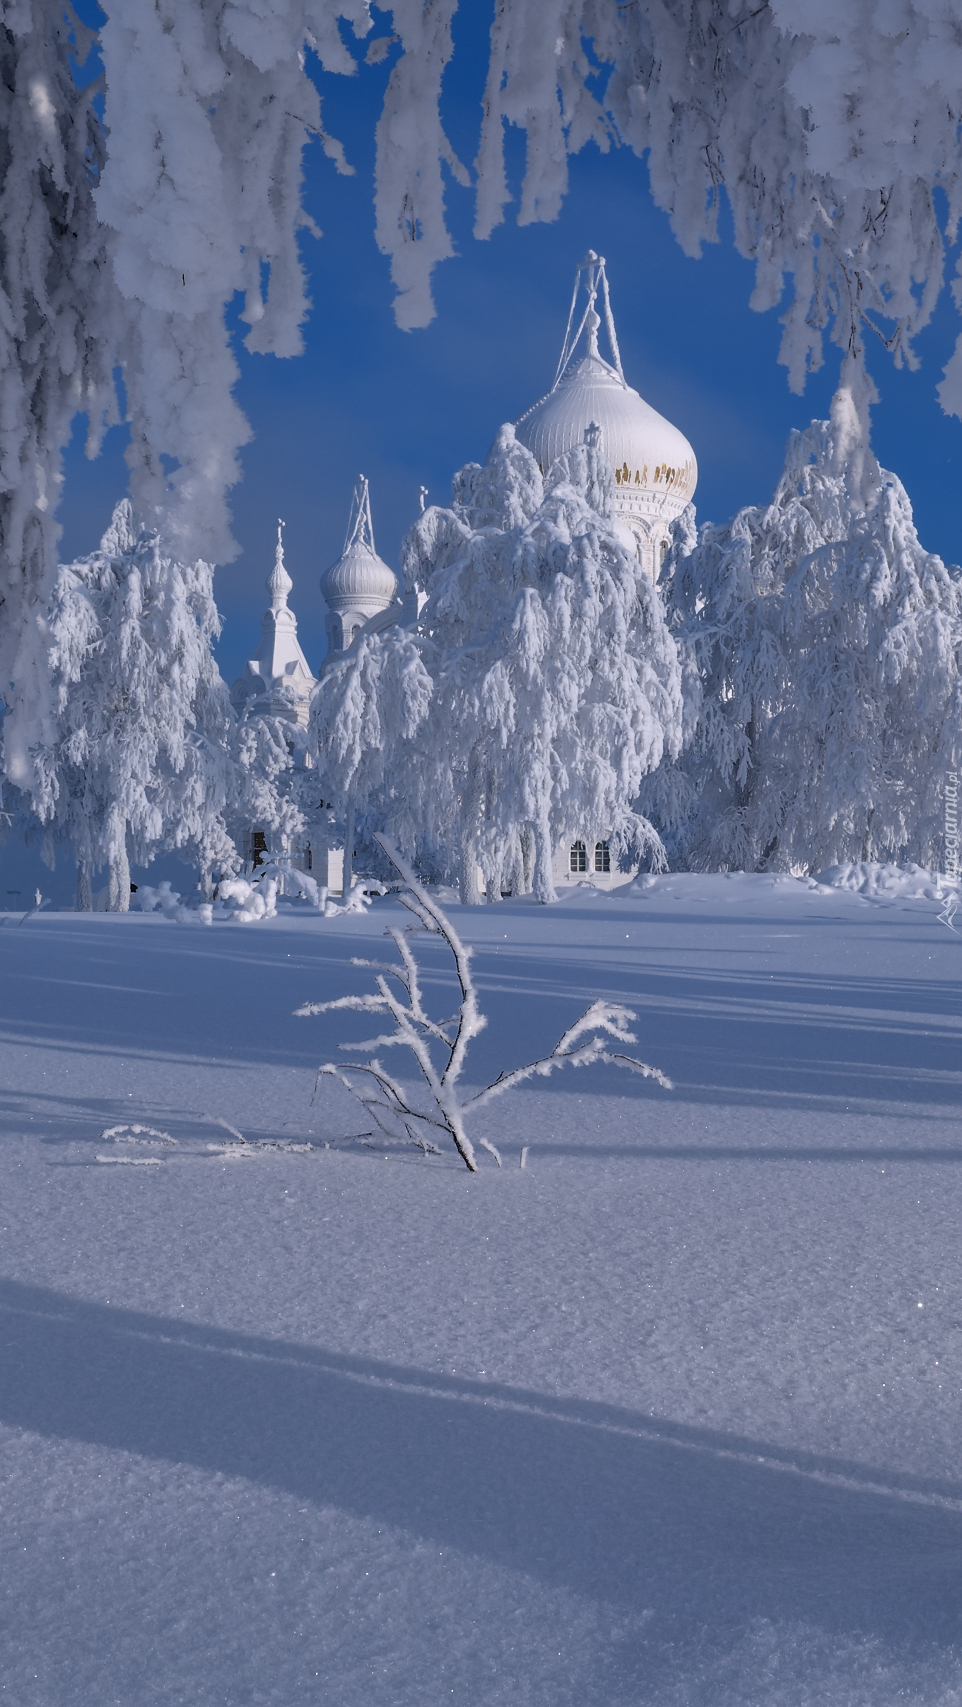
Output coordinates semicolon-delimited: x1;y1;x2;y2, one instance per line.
814;861;954;901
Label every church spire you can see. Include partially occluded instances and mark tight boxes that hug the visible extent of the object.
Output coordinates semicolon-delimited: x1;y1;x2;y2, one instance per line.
229;520;317;728
267;518;293;611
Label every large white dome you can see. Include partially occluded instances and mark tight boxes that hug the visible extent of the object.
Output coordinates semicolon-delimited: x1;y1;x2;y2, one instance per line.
515;254;697;576
516;350;697;524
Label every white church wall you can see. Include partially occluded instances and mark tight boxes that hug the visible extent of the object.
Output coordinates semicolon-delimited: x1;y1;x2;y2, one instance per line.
551;837;638;891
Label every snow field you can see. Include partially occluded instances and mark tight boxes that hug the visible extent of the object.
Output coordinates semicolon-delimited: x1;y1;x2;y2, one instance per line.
2;875;962;1703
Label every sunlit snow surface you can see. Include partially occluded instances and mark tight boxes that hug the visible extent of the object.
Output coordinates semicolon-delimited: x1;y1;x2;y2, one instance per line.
2;874;962;1705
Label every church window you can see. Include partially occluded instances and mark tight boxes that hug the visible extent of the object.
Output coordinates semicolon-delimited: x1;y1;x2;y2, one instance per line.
659;539;669;566
570;840;587;873
594;840;610;873
251;830;267;868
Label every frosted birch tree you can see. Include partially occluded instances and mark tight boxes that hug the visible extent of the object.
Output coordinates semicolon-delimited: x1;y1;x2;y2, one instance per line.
658;391;962;873
232;693;337;874
34;501;240;908
311;425;683;901
309;625;436;882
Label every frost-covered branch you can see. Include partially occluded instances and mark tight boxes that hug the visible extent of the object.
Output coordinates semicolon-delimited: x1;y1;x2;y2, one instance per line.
296;835;671;1171
467;999;672;1112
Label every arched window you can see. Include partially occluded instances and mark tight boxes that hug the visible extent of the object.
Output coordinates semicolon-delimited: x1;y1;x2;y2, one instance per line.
569;840;587;873
594;840;610;873
659;539;669;566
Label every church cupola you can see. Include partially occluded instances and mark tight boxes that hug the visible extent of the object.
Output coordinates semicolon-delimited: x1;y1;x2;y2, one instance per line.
515;252;698;580
321;476;398;656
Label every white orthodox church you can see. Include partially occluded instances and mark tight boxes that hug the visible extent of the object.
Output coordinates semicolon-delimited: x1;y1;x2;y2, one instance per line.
230;252;697;892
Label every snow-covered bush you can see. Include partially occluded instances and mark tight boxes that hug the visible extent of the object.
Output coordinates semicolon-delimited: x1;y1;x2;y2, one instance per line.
217;860;380;923
31;501;241;908
311;426;683;902
135;881;213;925
297;837;671;1172
654;394;962;873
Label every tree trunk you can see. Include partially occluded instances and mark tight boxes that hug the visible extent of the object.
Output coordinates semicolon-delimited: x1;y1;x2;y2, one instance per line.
459;833;482;905
532;815;557;904
343;801;355;893
107;813;130;912
520;825;534;895
75;857;92;912
480;846;500;903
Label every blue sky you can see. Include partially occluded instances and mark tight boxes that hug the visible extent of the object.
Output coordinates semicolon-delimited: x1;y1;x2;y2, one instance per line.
58;8;962;688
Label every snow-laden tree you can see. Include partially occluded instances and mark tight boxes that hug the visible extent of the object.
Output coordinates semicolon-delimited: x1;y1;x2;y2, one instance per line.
7;0;962;796
0;2;117;791
309;623;436;885
34;501;240;908
658;390;962;873
312;425;683;902
232;691;336;873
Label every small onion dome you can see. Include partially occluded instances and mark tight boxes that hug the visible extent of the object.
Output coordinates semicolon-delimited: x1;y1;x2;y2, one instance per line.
321;475;397;617
267;527;293;608
515;255;697;528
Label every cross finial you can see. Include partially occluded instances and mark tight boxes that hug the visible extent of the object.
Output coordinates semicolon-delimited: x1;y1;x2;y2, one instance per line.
552;251;625;389
344;475;377;555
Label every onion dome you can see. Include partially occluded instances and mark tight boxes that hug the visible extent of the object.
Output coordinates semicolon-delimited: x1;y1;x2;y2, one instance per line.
266;527;293;608
515;253;697;574
321;475;397;620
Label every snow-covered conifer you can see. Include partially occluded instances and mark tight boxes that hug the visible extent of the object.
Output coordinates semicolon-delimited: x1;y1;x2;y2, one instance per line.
34;501;240;907
660;393;962;873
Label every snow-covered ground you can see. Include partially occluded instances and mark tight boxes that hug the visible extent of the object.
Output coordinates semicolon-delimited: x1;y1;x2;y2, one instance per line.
2;873;962;1705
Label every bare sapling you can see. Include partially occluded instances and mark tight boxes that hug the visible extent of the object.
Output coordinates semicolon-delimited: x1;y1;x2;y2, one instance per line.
295;835;672;1172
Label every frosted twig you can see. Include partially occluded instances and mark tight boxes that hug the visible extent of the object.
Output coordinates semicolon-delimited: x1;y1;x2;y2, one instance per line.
296;838;671;1172
202;1112;248;1145
101;1124;179;1146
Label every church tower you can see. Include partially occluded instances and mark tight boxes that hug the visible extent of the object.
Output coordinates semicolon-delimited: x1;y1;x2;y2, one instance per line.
515;252;697;580
230;522;318;727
